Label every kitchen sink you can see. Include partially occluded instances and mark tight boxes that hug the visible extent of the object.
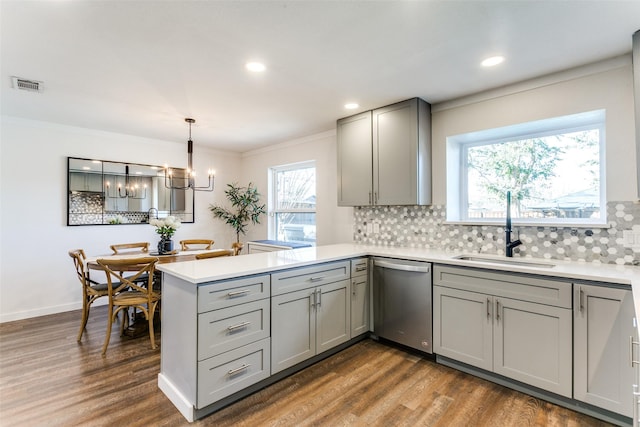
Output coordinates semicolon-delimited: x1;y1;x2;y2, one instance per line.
452;255;556;268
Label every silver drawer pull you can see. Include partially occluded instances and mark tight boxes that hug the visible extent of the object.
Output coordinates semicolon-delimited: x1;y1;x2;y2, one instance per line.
227;364;250;376
227;289;251;297
630;335;640;367
227;321;251;331
309;276;324;282
355;264;367;272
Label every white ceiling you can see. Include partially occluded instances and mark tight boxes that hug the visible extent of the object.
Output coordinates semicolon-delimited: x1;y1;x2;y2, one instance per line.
2;1;639;153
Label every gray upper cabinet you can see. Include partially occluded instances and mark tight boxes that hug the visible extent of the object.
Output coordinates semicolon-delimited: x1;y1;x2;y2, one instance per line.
337;98;432;206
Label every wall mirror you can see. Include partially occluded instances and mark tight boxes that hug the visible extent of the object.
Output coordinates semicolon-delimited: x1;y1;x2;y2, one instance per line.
67;157;194;226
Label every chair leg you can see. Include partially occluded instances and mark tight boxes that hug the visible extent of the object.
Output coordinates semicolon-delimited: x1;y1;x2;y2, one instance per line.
101;304;114;356
148;302;158;350
76;297;89;342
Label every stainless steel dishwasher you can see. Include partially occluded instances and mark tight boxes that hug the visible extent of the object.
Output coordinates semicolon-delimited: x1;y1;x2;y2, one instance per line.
372;257;432;353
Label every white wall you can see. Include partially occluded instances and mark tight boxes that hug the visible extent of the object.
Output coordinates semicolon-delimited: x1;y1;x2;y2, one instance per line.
239;130;354;246
0;117;242;322
431;60;637;204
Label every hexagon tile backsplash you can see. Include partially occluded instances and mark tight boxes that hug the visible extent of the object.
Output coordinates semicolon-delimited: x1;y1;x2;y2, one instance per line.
353;201;640;266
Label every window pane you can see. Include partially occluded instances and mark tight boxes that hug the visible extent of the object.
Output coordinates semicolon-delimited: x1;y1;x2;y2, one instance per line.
466;129;600;220
275;167;316;210
275;212;316;243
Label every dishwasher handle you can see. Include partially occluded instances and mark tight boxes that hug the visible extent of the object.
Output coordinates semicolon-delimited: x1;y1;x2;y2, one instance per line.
373;259;431;273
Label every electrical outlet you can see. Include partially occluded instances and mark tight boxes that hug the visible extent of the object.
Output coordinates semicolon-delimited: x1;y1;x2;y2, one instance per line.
623;230;640;248
373;222;380;234
366;223;373;234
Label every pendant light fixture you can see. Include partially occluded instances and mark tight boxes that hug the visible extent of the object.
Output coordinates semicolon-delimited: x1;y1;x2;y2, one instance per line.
164;118;214;192
105;165;147;199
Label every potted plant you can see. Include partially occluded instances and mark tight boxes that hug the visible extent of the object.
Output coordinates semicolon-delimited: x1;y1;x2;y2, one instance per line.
150;215;181;254
209;183;266;254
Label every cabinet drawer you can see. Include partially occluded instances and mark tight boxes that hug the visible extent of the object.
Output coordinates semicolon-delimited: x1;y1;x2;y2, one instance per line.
434;265;571;308
351;258;368;278
197;338;270;409
198;299;270;361
271;261;350;296
198;274;270;313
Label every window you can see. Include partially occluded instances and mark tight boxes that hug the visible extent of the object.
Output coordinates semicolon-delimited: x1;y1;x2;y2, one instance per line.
446;110;606;225
269;161;316;244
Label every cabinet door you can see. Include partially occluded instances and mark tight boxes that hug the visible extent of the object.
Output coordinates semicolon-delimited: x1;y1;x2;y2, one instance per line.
350;274;369;337
433;286;493;371
494;297;572;398
336;111;373;206
373;98;419;206
317;280;350;353
574;284;635;416
271;288;316;374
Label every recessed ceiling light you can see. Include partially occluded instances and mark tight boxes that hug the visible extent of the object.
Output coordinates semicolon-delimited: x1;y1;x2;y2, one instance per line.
481;56;505;67
246;62;266;72
344;103;359;110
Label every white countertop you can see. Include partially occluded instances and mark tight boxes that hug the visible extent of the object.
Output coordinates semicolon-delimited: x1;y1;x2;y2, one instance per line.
157;243;640;325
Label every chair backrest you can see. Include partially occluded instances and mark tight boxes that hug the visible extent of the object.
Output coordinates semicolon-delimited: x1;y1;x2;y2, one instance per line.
96;257;158;296
195;249;234;260
231;242;243;256
110;242;149;254
180;239;214;251
68;249;88;287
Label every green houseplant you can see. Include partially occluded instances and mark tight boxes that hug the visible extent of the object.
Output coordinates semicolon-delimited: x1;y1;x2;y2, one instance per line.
209;183;266;249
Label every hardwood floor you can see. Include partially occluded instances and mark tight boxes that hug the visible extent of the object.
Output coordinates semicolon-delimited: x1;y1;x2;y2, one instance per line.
0;306;614;427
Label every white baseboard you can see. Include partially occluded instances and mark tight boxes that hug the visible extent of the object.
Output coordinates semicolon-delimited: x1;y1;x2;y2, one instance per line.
0;299;110;323
158;373;195;422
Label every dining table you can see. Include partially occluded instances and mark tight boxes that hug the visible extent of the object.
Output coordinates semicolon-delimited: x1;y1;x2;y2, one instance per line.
85;248;231;337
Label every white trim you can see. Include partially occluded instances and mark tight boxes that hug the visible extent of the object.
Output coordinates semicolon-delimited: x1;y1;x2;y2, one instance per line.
158;373;195;423
432;55;630;113
443;221;611;229
242;129;336;158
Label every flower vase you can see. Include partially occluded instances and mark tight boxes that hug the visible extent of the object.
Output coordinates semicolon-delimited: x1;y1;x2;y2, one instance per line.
158;237;174;255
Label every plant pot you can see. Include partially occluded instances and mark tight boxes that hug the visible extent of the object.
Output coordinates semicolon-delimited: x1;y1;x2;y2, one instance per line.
158;238;174;255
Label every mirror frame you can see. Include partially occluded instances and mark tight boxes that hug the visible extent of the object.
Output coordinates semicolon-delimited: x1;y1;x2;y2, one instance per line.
67;157;195;226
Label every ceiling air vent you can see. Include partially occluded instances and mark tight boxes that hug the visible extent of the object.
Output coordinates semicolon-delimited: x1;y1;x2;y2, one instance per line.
11;76;43;93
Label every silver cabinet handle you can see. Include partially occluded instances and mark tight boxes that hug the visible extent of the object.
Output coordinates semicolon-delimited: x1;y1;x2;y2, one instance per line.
310;290;316;309
227;321;251;331
355;262;367;272
369;191;372;205
374;259;430;273
496;300;501;322
579;286;585;313
227;364;250;376
487;298;491;320
309;276;324;283
227;289;251;297
374;191;378;205
352;280;356;295
316;289;322;307
631;335;640;367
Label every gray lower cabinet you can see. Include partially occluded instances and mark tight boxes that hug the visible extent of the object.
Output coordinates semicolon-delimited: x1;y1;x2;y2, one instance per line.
350;258;369;338
574;283;635;417
271;280;350;374
271;261;351;374
433;265;572;398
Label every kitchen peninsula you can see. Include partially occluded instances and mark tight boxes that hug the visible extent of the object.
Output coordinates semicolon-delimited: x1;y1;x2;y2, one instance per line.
157;244;640;424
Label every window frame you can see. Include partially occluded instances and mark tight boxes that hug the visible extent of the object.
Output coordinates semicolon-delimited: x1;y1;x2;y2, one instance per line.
446;110;607;227
268;160;317;244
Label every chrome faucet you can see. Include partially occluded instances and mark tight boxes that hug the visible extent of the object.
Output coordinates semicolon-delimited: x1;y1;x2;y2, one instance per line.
148;207;158;222
505;191;522;257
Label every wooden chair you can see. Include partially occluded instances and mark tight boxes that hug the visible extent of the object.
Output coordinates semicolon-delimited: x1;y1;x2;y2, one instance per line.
69;249;113;342
232;242;243;256
96;257;160;355
110;242;149;254
179;239;214;251
195;249;234;260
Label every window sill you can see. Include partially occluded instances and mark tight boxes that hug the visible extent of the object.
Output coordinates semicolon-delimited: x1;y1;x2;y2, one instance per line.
443;220;610;229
